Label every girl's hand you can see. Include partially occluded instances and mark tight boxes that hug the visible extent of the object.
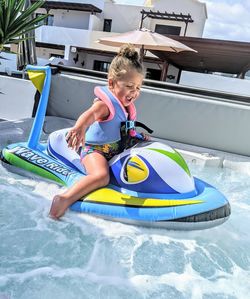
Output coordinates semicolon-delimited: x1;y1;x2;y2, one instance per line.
65;100;109;152
66;127;85;151
140;132;151;141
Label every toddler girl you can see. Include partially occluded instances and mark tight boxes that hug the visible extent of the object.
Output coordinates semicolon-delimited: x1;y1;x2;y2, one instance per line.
49;44;146;219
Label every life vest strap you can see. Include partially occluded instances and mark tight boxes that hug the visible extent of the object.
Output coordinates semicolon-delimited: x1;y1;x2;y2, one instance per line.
121;121;154;134
120;121;154;150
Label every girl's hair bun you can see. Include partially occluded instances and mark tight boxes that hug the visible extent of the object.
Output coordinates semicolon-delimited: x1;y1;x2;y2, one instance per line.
108;43;145;80
118;44;139;62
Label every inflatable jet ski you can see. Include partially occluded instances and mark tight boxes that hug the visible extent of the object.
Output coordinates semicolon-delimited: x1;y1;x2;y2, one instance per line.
0;66;230;230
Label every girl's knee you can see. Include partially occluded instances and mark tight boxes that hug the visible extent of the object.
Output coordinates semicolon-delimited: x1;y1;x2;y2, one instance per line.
96;172;110;186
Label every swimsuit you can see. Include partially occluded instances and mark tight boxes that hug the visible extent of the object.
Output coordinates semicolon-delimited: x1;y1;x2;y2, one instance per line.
81;86;137;161
81;141;121;161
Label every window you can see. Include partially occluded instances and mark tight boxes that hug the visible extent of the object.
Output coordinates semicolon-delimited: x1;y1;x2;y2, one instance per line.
146;68;161;81
36;13;54;26
155;24;181;36
50;53;64;59
103;19;112;32
93;60;110;72
47;15;54;26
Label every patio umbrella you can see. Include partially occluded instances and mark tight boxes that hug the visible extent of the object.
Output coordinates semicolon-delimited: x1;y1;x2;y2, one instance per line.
97;28;197;60
17;0;37;71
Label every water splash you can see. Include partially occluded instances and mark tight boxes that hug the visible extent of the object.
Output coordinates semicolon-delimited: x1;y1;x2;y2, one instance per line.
0;163;250;299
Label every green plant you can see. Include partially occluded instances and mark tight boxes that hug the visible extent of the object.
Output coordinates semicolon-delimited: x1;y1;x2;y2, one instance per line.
0;0;47;51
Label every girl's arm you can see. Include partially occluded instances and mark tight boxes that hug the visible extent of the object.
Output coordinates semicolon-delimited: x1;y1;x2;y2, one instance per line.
66;100;109;150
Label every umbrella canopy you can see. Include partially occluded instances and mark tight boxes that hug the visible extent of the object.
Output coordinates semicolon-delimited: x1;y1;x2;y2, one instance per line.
97;28;197;81
17;0;37;71
97;28;197;57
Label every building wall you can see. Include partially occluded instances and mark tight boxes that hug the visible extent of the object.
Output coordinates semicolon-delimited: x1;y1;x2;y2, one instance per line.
103;0;206;37
103;3;142;32
148;0;207;37
53;10;90;29
36;8;91;29
26;0;207;82
34;24;186;83
63;50;88;68
89;14;102;31
36;0;206;36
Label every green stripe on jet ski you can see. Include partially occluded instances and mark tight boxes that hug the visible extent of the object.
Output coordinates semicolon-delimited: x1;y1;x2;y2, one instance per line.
148;148;191;176
3;149;66;185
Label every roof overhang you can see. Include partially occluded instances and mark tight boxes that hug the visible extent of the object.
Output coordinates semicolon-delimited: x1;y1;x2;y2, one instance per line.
151;35;250;75
35;42;159;64
31;1;102;13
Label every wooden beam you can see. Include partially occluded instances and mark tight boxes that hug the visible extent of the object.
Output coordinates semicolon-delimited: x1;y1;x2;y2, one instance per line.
140;9;193;23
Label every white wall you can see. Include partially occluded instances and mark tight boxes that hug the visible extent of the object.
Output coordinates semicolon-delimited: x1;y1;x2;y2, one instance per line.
146;0;207;37
37;8;91;29
35;26;92;48
180;71;250;97
36;0;206;36
53;10;90;29
0;76;36;120
64;51;88;68
35;26;122;51
103;0;206;36
89;14;102;31
103;3;142;32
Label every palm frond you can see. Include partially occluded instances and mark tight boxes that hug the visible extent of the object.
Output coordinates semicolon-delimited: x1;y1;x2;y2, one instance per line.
8;0;45;31
0;0;47;50
6;0;26;29
6;15;47;39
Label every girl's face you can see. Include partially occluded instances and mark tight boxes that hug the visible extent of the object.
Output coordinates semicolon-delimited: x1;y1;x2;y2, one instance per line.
109;70;143;107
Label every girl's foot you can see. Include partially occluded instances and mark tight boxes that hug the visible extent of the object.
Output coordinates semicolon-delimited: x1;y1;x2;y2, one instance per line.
49;195;69;220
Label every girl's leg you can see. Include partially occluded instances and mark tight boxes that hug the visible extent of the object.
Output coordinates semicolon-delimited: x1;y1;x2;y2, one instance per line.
49;152;110;219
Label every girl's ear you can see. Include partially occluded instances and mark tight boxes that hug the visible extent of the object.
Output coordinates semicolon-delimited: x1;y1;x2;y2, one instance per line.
108;78;114;89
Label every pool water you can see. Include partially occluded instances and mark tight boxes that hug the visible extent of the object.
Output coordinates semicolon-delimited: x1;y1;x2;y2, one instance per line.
0;162;250;299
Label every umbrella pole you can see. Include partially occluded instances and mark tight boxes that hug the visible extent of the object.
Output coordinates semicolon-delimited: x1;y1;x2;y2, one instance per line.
139;45;145;63
160;61;169;81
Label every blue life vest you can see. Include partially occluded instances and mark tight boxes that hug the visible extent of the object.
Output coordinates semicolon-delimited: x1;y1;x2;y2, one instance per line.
85;86;136;145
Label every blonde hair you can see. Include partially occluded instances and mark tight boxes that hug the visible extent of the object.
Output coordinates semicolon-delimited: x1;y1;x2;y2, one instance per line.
108;44;145;80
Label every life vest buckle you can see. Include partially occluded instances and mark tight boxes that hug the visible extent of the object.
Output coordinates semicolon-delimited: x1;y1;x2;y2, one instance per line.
125;120;135;132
